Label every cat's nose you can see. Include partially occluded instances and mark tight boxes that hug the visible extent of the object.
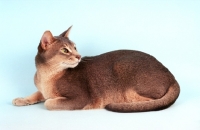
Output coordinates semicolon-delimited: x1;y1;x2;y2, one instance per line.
76;55;81;60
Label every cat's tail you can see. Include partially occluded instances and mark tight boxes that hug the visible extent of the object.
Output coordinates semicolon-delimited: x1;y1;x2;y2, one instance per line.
105;81;180;112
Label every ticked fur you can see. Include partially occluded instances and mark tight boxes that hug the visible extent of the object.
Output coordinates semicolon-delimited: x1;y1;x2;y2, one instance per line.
13;26;180;112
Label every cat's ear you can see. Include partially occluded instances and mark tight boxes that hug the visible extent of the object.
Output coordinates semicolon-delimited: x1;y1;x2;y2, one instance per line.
59;26;72;38
40;31;55;50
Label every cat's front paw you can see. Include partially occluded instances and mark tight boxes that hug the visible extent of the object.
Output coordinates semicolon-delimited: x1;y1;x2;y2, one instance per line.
12;98;29;106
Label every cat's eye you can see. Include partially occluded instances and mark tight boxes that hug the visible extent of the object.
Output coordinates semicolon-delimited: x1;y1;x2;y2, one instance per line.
61;48;69;53
74;47;77;50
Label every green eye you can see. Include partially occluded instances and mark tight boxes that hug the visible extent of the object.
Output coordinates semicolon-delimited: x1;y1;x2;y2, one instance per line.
62;48;69;53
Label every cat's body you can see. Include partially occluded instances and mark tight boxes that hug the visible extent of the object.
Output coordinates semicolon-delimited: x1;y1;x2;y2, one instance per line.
13;26;180;112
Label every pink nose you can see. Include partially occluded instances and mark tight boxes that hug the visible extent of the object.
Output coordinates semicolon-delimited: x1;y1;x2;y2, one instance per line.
76;55;81;60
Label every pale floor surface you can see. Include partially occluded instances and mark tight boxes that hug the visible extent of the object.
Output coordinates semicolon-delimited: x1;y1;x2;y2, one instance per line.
1;84;200;130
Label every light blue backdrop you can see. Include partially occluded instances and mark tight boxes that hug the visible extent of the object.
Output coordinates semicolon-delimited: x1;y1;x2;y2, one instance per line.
0;0;200;130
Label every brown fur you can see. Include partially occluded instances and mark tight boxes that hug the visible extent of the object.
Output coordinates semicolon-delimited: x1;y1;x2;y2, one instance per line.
13;26;180;112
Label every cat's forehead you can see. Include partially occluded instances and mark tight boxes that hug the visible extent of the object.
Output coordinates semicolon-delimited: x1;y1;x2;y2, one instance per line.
54;36;75;47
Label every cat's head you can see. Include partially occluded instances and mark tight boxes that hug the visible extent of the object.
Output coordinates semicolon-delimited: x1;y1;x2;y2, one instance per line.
36;26;81;69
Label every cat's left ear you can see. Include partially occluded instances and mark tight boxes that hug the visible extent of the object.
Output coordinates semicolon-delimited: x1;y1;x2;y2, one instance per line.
59;26;72;38
40;31;55;50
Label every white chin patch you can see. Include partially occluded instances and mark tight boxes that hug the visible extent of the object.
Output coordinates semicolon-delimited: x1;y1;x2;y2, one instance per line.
61;62;79;69
68;63;79;68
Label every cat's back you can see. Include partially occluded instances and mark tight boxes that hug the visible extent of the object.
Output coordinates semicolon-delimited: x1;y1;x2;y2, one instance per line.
81;50;165;70
79;49;173;83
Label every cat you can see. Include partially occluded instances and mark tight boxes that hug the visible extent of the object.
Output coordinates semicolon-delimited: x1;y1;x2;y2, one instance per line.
12;26;180;112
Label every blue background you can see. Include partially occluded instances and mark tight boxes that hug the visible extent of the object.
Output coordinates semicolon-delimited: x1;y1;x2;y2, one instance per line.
0;0;200;130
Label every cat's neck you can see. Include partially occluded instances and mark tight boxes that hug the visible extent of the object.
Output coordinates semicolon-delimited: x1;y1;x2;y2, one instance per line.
35;63;66;80
35;54;66;79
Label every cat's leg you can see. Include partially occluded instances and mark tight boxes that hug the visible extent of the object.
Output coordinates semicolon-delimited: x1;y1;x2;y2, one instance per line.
13;91;45;106
44;97;87;110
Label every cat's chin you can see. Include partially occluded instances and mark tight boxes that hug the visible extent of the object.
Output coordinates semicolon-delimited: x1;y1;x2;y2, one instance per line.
68;63;79;68
61;62;79;69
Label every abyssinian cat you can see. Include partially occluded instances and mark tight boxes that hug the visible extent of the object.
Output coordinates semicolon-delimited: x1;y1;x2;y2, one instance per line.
13;26;180;112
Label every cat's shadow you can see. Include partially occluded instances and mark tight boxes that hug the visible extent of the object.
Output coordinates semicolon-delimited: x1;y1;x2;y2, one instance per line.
36;102;46;110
